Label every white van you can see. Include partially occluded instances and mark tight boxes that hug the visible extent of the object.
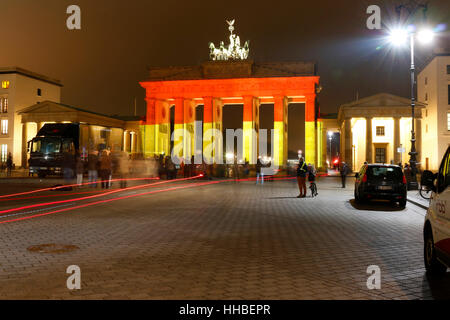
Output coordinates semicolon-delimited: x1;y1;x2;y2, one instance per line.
422;146;450;275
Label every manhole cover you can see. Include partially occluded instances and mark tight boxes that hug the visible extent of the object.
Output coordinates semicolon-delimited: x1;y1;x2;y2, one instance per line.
27;243;79;254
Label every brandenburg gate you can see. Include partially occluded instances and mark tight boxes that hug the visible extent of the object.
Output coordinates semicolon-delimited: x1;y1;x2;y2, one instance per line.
139;21;320;167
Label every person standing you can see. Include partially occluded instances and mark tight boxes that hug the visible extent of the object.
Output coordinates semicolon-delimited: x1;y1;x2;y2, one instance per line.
87;151;99;188
340;162;350;188
296;157;307;198
75;154;84;186
118;151;130;188
62;151;75;186
99;150;112;189
256;158;264;185
6;152;13;177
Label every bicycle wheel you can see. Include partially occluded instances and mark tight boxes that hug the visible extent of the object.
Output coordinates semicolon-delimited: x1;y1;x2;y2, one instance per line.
419;185;432;200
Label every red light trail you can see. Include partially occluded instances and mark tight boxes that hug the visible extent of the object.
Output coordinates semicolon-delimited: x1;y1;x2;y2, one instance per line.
0;180;220;225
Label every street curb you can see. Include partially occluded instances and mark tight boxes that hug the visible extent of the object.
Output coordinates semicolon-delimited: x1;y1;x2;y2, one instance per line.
407;198;428;210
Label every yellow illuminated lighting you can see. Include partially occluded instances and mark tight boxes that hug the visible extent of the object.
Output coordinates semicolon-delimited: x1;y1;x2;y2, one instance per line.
1;81;9;89
305;122;316;165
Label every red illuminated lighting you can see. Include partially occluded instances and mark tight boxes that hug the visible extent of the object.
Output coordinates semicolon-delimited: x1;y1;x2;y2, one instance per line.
0;175;202;216
0;177;160;199
0;180;220;225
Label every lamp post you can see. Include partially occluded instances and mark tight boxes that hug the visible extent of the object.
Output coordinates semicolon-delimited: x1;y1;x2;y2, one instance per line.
388;27;433;190
408;31;419;190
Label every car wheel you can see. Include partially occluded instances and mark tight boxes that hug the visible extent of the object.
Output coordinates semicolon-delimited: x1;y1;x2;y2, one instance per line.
399;199;406;208
424;228;447;275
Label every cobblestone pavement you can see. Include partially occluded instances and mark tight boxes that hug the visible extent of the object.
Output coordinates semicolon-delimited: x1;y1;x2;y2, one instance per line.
0;177;448;300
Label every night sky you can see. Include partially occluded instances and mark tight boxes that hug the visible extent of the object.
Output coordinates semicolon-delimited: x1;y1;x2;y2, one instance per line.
1;0;449;118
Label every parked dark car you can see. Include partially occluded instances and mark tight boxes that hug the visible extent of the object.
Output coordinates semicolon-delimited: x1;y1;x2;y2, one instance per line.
354;164;407;207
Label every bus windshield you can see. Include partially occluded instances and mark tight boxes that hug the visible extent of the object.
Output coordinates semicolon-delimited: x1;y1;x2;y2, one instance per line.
31;138;62;154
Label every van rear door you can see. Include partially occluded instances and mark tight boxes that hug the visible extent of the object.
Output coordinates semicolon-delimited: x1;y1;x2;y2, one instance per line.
433;147;450;262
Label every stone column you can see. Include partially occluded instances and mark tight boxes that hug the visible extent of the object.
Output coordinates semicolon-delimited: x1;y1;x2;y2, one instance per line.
365;117;372;163
202;97;214;164
172;98;185;161
344;118;352;170
273;95;288;167
393;117;401;164
123;130;127;152
243;95;257;164
21;122;28;168
183;99;195;161
304;94;316;166
212;98;223;164
155;99;170;156
144;98;156;157
130;132;135;154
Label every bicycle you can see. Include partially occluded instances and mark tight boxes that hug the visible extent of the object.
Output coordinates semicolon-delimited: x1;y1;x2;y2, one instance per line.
309;180;318;197
419;184;432;200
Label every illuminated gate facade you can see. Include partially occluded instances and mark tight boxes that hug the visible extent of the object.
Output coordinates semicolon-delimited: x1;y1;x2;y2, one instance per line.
140;60;320;167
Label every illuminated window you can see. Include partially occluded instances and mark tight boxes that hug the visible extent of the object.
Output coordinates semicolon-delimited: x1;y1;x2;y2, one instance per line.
447;112;450;131
1;97;8;113
1;144;7;162
376;126;385;136
1;119;8;135
1;81;9;89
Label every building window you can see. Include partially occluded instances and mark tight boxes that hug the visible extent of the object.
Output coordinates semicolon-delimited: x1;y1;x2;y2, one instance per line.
1;144;7;162
448;85;450;105
375;148;386;163
425;93;428;101
425;77;427;85
1;81;9;89
376;126;385;136
0;97;8;113
447;65;450;74
37;88;42;96
1;119;7;135
447;112;450;131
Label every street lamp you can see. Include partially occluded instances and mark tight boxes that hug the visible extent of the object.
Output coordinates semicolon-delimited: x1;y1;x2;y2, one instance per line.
388;25;434;190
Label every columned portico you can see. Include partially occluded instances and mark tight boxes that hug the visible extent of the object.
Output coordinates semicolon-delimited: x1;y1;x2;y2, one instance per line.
337;93;425;171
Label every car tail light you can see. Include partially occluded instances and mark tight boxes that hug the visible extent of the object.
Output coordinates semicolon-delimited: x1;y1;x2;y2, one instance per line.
362;174;367;183
402;174;407;184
